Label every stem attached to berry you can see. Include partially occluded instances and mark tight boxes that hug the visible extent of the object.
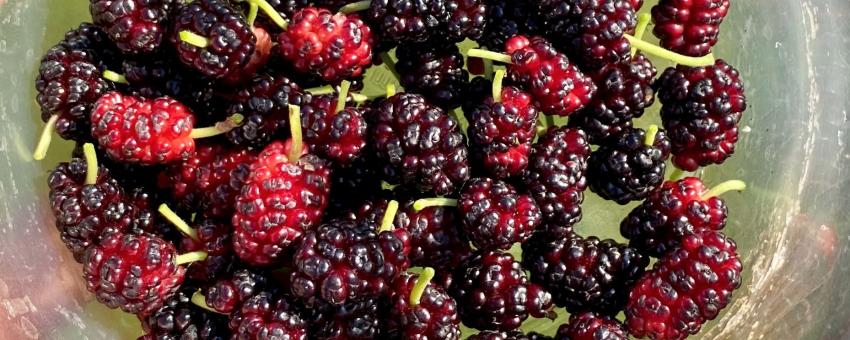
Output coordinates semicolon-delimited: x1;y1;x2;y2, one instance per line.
492;69;506;103
412;198;458;212
630;13;652;56
467;49;513;64
381;181;398;191
380;52;401;81
409;267;435;306
32;114;59;161
379;200;399;233
82;143;99;185
335;80;352;114
189;114;244;139
483;56;495;80
176;251;208;265
386;83;397;98
190;291;224;314
702;180;747;200
644;124;659;146
103;70;129;84
243;0;288;30
179;30;210;48
247;2;259;27
624;34;716;67
668;167;685;181
158;204;199;241
306;85;335;96
339;0;371;14
288;105;303;163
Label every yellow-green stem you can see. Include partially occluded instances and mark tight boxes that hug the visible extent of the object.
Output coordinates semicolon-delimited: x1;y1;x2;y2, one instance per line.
644;124;659;146
176;251;208;265
191;292;223;314
103;70;129;84
381;181;398;191
82;143;98;185
288;105;303;163
246;0;288;30
339;0;371;14
352;93;368;103
493;69;506;103
630;13;652;56
190;114;243;139
467;49;513;64
380;52;400;81
247;3;259;27
379;200;399;233
306;85;335;96
32;114;58;161
409;267;435;306
624;34;716;67
179;30;210;48
702;180;747;200
386;83;397;98
335;80;351;114
158;204;199;241
483;57;495;80
412;198;458;212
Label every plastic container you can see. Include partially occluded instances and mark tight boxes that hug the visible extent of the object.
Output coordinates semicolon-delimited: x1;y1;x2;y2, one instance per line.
1;0;849;338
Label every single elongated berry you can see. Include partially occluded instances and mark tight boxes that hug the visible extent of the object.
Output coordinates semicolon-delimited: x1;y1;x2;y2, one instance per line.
90;92;196;164
522;232;648;315
446;0;487;41
278;7;373;82
587;126;672;204
449;250;554;331
170;0;255;78
226;74;309;148
479;0;544;51
400;201;471;271
625;231;743;340
652;0;729;57
655;59;746;171
459;178;541;250
504;35;595;116
387;269;461;340
204;269;270;314
396;41;470;110
371;93;470;195
139;290;231;340
367;0;451;44
620;177;729;257
89;0;175;54
83;233;189;314
555;312;628;340
568;53;657;144
229;292;308;340
523;127;591;226
300;91;368;165
232;140;331;266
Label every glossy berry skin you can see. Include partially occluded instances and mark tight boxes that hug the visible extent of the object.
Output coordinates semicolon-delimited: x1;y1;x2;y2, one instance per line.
170;0;255;79
446;0;487;41
36;26;114;142
505;35;595;116
205;269;270;314
371;93;470;195
523;127;591;227
539;0;637;69
470;331;553;340
229;292;308;340
223;26;274;85
467;86;539;178
459;178;542;250
655;60;746;171
568;53;657;145
180;219;234;282
387;273;461;340
652;0;729;57
300;94;368;165
555;312;628;340
625;231;743;340
278;7;373;82
396;202;472;271
83;233;186;314
160;144;256;219
620;177;728;257
139;290;231;340
89;0;175;54
232;141;331;266
396;41;470;110
367;0;450;44
90;92;195;164
449;251;554;331
48;158;134;262
587;127;672;204
290;219;411;306
471;143;533;180
522;233;648;315
310;298;383;339
226;74;309;148
479;0;544;51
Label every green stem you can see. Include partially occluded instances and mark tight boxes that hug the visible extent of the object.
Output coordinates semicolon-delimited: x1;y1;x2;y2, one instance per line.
386;83;396;98
412;198;458;212
630;13;652;56
176;251;208;265
306;85;335;96
644;124;659;146
351;93;368;103
409;267;435;306
335;80;351;114
624;34;716;67
339;0;371;14
158;204;199;241
702;180;747;200
82;143;98;185
483;56;494;80
189;114;243;139
191;292;223;314
668;167;686;181
179;30;210;48
380;52;400;81
379;200;399;233
247;2;259;27
467;49;513;64
32;114;58;161
492;69;506;103
245;0;288;30
381;181;398;191
103;70;129;84
288;105;303;163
